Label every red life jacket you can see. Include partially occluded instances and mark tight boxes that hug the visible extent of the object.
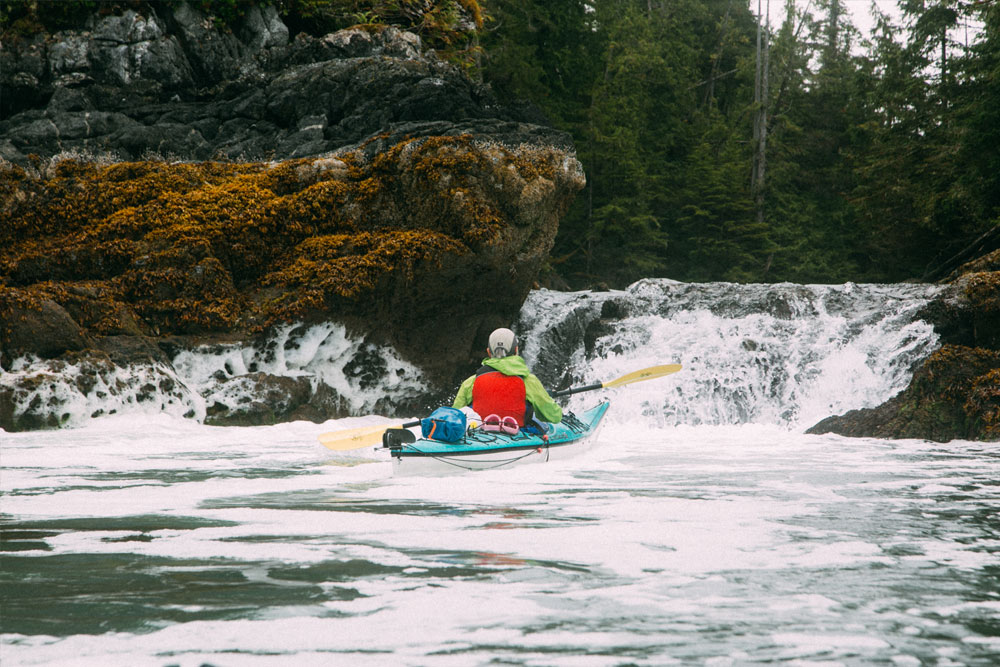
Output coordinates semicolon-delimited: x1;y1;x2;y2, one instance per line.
472;370;527;426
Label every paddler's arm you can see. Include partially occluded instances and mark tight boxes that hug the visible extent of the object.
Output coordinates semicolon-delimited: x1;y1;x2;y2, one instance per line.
524;374;563;423
452;375;476;409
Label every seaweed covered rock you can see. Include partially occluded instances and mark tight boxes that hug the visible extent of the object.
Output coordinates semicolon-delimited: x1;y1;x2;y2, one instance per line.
0;289;91;360
0;2;585;431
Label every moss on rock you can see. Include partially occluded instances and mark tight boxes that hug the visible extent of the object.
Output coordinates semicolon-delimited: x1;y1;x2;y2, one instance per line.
0;136;584;383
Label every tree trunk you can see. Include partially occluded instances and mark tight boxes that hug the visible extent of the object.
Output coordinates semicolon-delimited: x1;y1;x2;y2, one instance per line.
752;0;770;226
704;0;734;109
922;225;1000;282
825;0;840;67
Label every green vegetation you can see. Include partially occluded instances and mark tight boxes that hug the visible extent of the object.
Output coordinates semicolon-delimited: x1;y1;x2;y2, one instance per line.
478;0;1000;287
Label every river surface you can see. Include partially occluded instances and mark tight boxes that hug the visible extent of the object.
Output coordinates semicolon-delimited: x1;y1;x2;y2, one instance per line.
3;414;999;665
3;281;999;664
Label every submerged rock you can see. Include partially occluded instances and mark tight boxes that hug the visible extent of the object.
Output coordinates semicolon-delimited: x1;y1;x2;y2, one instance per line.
203;372;314;426
0;349;199;432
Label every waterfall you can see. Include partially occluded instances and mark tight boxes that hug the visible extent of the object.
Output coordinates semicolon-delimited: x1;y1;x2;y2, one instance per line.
517;280;945;429
1;281;944;431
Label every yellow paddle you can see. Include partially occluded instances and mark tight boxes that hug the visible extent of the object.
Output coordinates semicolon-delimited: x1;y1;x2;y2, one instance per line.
318;420;419;451
550;363;682;397
317;364;682;451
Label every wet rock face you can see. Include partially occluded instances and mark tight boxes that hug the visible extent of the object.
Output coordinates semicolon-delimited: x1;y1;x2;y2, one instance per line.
1;297;90;360
203;372;315;426
0;5;569;164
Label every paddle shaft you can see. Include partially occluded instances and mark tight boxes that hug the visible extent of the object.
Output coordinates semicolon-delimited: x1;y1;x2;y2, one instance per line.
551;383;603;398
549;364;682;399
318;419;420;451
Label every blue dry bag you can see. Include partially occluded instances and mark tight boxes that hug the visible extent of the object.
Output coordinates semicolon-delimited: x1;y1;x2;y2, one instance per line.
421;407;467;442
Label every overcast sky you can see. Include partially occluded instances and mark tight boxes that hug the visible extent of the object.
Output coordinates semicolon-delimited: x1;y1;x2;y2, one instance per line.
758;0;985;49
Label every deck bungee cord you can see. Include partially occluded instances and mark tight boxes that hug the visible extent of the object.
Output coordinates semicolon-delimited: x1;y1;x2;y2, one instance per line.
394;441;549;471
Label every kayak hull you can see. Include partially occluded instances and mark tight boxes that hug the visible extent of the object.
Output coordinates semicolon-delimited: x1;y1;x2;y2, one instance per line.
390;402;610;476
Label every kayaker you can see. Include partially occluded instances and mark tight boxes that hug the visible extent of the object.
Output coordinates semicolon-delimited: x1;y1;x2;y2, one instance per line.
452;328;563;432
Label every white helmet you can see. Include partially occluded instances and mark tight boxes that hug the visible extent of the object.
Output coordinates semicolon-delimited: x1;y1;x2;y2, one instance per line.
488;328;517;358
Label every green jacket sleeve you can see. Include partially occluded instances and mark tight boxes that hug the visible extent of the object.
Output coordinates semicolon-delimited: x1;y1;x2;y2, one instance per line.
452;375;476;409
524;373;563;423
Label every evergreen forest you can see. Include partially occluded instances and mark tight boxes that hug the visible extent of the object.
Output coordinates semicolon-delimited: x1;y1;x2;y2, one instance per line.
476;0;1000;287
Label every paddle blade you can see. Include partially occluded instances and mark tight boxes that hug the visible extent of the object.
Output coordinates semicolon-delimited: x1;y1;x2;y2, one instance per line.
603;364;682;389
318;424;392;451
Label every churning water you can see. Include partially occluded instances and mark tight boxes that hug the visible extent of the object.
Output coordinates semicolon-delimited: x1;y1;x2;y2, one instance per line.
3;281;999;666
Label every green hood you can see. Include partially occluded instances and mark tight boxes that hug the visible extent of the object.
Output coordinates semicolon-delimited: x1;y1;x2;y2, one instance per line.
481;355;532;377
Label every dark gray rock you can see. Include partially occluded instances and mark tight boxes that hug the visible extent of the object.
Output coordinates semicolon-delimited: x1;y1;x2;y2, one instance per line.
48;33;90;76
165;2;246;84
0;6;568;165
238;4;289;52
203;372;314;426
46;83;96;113
0;299;90;366
0;34;51;117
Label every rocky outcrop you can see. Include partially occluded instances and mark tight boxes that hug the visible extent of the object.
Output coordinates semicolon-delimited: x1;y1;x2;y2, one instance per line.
0;4;584;430
0;136;584;430
0;4;569;163
808;345;1000;441
808;250;1000;442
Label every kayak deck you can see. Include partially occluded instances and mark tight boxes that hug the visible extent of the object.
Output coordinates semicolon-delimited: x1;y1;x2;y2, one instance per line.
389;402;610;475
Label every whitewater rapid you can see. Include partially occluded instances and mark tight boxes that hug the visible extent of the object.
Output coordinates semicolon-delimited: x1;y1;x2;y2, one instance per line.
1;280;946;432
518;281;943;429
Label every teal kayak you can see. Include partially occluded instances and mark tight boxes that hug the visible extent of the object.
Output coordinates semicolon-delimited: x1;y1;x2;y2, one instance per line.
386;402;610;475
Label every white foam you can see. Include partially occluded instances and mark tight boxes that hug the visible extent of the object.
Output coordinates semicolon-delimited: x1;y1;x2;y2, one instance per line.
0;356;203;429
520;281;943;429
3;322;428;431
3;415;999;665
171;322;428;416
